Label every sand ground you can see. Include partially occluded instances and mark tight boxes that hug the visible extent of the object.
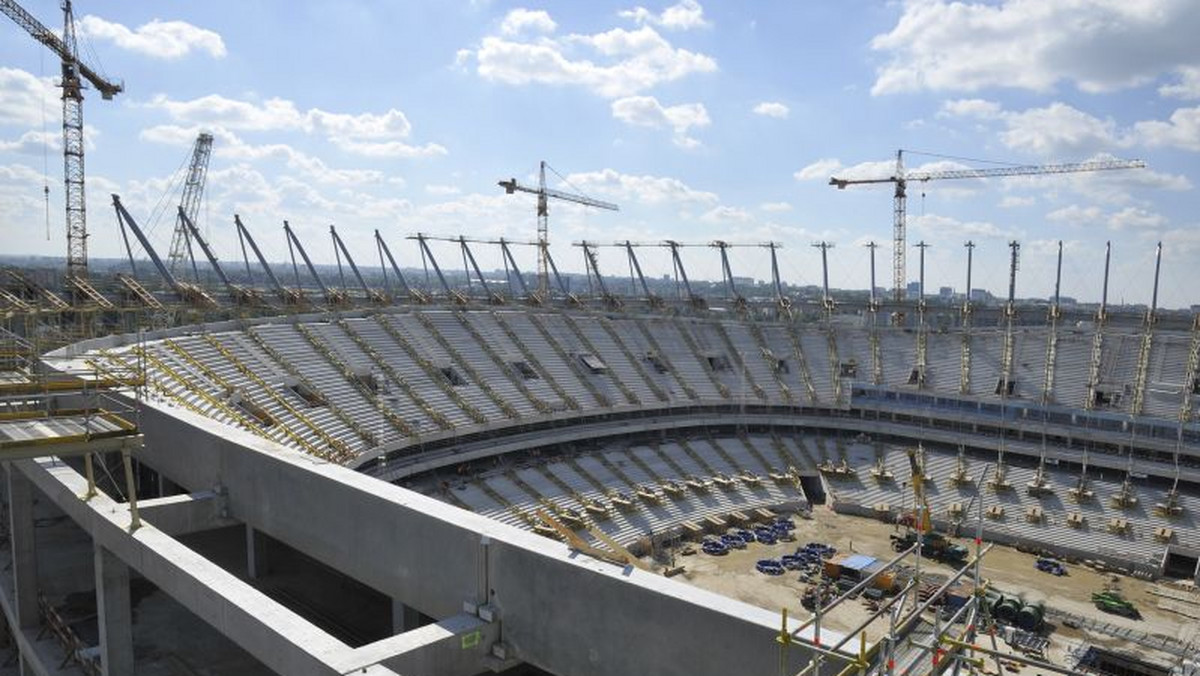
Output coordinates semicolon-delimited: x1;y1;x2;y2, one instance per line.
648;505;1197;673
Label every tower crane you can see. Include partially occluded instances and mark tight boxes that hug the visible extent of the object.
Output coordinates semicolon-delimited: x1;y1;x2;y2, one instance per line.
168;132;215;276
2;0;123;280
499;161;618;299
829;150;1145;302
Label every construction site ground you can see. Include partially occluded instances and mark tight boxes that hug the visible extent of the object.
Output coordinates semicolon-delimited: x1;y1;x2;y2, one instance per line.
652;505;1197;673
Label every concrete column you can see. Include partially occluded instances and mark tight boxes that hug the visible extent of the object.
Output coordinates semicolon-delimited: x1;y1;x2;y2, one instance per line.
392;599;424;634
7;465;38;630
94;544;134;676
246;525;269;579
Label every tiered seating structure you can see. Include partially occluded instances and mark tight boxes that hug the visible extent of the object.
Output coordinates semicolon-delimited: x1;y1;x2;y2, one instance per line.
419;434;808;547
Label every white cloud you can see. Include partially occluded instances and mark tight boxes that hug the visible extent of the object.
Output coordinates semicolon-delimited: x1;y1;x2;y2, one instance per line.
911;213;1016;240
942;96;1200;156
78;15;225;59
1160;66;1200;100
139;124;393;185
610;96;710;148
938;98;1002;119
425;184;462;196
794;158;845;181
1045;204;1164;230
1108;206;1165;230
759;201;792;212
500;9;557;36
1046;204;1103;226
145;94;446;157
471;23;716;98
997;195;1034;209
752;102;789;119
0;130;59;155
1000;103;1127;155
871;1;1200;95
147;94;306;131
565;168;719;207
0;68;56;128
1133;106;1200;151
700;205;752;223
619;0;710;31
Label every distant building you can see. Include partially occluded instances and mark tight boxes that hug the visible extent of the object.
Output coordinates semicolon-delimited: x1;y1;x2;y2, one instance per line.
970;288;993;302
939;286;954;299
907;281;921;297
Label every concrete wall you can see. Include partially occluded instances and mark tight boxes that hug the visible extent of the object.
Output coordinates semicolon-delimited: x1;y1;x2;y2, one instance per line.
133;400;839;676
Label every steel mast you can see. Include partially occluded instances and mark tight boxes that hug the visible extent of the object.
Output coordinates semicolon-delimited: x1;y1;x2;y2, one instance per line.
2;0;123;279
829;150;1145;302
168;133;215;275
499;161;619;298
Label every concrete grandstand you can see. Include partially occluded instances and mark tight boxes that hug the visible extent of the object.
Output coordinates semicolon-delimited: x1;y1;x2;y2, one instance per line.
2;295;1198;675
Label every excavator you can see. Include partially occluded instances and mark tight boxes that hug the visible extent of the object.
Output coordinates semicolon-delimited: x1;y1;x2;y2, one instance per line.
890;445;969;563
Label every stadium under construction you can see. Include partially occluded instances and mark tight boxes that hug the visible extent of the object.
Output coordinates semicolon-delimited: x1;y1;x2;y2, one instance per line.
0;194;1199;676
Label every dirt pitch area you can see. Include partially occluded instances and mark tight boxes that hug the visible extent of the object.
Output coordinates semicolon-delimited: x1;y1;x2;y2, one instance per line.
648;505;1198;673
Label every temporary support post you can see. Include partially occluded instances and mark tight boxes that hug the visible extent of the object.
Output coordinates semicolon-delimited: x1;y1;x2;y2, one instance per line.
498;238;530;298
812;241;834;310
1100;241;1112;321
964;241;975;311
665;240;696;302
1006;240;1020;310
712;240;740;301
117;212;138;277
178;208;235;294
545;247;572;298
623;241;654;302
1086;242;1112;410
914;241;929;305
111;195;181;294
375;230;415;299
865;241;878;309
283;221;331;299
330;225;379;301
236;216;289;299
1052;240;1063;312
1042;241;1064;405
410;234;454;296
1149;241;1162;322
766;242;788;312
578;241;613;300
459;237;499;302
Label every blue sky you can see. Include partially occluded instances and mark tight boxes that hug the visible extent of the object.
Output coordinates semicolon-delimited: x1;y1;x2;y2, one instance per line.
2;0;1199;307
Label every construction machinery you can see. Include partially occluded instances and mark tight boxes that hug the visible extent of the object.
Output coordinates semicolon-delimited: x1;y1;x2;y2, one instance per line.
2;0;123;280
829;150;1145;302
167;132;215;277
1092;590;1139;618
499;161;618;299
890;445;968;563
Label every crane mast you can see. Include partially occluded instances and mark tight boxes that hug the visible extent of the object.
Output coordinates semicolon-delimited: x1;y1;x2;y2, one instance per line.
168;132;215;275
2;0;123;280
499;161;619;298
830;150;1145;303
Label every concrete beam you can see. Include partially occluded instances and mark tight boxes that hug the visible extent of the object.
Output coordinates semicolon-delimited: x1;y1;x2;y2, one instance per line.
337;613;500;676
15;458;400;676
94;544;134;676
138;490;238;536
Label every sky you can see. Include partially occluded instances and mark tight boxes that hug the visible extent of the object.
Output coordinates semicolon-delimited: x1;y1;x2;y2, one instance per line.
2;0;1199;308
